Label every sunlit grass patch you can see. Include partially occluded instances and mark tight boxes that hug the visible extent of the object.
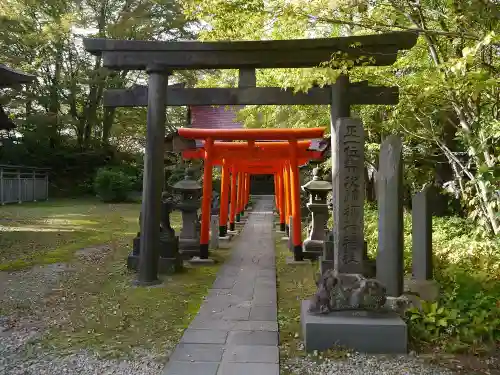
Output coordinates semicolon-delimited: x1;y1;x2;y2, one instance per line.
40;236;230;358
0;199;144;270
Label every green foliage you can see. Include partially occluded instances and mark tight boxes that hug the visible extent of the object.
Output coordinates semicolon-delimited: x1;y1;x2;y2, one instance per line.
94;167;133;203
188;0;499;235
352;204;500;354
0;0;195;195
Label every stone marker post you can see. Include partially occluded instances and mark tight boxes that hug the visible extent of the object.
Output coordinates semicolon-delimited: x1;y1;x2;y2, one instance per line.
376;135;404;297
210;215;219;249
333;118;365;274
412;187;433;280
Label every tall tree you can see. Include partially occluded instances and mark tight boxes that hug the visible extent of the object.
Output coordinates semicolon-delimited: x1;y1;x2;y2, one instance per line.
185;0;500;234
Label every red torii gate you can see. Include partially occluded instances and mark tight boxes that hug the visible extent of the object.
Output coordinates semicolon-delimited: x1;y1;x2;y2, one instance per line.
182;148;321;230
177;127;325;261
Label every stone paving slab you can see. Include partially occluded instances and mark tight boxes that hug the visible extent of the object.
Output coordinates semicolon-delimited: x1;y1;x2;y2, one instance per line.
163;196;279;375
170;343;225;362
250;305;278;321
162;361;220;375
181;329;229;344
222;345;279;363
227;330;279;346
216;362;279;375
233;320;278;331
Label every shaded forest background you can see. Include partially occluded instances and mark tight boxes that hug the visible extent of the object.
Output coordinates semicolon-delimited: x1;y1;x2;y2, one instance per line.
0;0;498;235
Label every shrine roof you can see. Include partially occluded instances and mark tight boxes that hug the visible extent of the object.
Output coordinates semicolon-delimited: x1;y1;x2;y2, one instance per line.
0;64;35;87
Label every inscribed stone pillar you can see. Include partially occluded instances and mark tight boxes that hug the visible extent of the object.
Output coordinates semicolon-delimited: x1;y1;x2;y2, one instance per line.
137;68;169;286
412;186;433;280
376;135;404;297
329;75;351;226
333;118;365;274
210;215;219;249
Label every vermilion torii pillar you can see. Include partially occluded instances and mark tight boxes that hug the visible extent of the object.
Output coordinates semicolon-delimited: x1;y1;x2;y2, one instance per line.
236;172;243;223
229;166;238;232
179;128;325;261
219;159;230;237
277;171;286;232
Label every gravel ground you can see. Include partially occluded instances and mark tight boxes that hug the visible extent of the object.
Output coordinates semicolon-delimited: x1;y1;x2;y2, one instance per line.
283;353;455;375
0;246;166;375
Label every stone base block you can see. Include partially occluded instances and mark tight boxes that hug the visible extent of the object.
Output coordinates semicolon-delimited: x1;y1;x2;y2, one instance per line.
319;259;334;275
218;237;232;249
286;256;312;265
281;236;289;242
158;257;183;274
179;239;199;252
302;250;321;261
179;250;199;260
127;253;183;274
188;257;216;266
127;253;139;271
227;230;239;236
301;300;407;354
405;279;439;301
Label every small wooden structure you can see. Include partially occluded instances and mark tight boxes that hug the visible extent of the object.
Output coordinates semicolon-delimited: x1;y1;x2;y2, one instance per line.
0;165;49;204
84;32;418;285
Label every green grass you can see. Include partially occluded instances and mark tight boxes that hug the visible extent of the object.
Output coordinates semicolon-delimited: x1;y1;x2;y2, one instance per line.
274;235;317;365
40;249;229;359
0;198;231;359
0;199;143;270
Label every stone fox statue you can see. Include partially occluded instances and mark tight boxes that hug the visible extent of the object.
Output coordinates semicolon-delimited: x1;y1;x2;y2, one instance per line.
309;270;387;314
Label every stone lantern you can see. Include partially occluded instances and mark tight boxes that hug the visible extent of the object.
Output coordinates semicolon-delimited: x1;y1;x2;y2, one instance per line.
172;168;202;259
301;167;332;259
127;192;183;274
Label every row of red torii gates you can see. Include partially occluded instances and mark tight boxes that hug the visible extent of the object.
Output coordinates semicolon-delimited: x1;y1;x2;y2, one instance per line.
176;127;326;261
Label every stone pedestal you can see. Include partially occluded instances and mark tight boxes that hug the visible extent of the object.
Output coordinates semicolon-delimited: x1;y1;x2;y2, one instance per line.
218;236;232;249
127;197;183;275
302;205;328;260
210;215;220;249
128;238;182;275
302;168;332;260
188;257;216;266
405;279;439;301
319;231;334;275
172;168;203;259
301;300;407;354
178;203;201;259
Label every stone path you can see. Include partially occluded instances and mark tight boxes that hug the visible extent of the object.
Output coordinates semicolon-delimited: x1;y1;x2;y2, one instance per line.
162;196;279;375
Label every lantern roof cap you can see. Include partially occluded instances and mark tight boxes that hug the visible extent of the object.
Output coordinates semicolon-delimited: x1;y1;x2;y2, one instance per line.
302;167;332;192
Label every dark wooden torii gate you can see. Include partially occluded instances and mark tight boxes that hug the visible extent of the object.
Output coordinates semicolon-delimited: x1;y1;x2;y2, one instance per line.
83;32;418;285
